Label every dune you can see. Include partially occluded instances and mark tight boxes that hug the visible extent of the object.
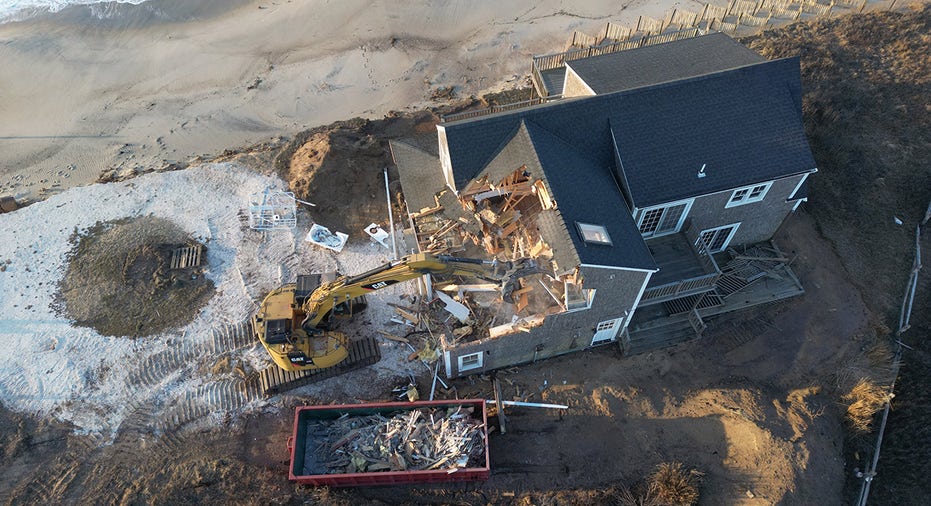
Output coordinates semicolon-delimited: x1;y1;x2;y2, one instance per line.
0;0;693;203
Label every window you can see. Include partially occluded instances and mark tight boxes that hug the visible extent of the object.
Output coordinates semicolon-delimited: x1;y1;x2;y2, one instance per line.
596;320;616;331
591;318;622;345
696;223;740;253
638;199;693;237
458;352;483;371
576;222;612;245
565;283;596;311
726;182;772;208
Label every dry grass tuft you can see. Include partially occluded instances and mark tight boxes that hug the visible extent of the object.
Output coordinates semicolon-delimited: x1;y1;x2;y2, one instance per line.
609;462;703;506
842;378;889;434
648;462;703;506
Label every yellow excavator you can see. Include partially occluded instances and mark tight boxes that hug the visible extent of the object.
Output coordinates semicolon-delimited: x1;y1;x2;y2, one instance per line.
252;253;539;372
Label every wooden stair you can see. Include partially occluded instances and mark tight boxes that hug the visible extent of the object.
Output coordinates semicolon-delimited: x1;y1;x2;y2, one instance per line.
663;292;725;315
716;273;749;297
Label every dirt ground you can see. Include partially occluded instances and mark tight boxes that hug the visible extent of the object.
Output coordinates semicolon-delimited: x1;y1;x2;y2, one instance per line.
3;7;930;505
0;210;874;505
55;216;214;338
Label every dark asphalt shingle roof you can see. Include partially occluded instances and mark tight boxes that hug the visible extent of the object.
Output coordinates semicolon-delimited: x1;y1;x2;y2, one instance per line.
474;120;656;271
523;121;656;271
390;139;443;213
440;57;815;209
564;32;765;95
611;57;814;207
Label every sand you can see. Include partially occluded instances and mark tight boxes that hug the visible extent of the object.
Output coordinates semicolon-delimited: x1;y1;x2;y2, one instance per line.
0;161;422;435
0;0;699;204
0;0;716;437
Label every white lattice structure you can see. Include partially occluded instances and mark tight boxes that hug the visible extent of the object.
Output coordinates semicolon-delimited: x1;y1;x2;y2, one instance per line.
248;188;297;230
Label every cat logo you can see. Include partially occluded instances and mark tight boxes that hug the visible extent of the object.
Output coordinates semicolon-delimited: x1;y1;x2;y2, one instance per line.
362;280;398;290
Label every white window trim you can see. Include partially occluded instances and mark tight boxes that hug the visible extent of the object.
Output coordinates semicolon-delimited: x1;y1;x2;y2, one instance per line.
591;318;622;346
576;222;612;245
458;352;483;372
696;222;741;253
725;181;773;208
787;173;810;202
565;287;596;313
636;198;694;238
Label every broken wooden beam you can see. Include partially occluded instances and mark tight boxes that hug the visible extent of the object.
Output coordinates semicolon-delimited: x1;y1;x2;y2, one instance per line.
393;306;421;325
377;330;410;344
411;206;444;219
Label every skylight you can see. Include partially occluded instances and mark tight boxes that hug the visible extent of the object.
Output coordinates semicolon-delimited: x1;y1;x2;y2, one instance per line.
577;222;612;245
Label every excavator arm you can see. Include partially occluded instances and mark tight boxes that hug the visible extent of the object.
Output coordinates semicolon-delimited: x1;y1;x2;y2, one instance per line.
300;253;538;333
253;252;542;373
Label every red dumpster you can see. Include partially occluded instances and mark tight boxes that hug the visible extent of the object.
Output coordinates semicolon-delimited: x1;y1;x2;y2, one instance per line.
288;399;490;486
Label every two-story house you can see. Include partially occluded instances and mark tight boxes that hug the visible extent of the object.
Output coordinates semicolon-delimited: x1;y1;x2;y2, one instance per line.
392;33;815;378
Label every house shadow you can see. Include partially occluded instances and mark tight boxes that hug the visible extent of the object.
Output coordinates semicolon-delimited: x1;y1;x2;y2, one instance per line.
485;411;764;502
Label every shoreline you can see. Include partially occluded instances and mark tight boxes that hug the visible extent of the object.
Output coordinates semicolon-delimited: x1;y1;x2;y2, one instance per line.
0;0;686;204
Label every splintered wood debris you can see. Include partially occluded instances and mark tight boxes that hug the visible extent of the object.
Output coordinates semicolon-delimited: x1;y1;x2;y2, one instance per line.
409;166;557;263
305;406;486;474
398;165;589;343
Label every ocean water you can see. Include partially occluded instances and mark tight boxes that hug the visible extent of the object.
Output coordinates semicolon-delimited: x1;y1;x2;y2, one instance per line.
0;0;252;25
0;0;148;23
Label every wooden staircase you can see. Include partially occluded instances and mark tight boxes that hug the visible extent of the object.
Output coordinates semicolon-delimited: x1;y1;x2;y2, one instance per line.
663;292;724;315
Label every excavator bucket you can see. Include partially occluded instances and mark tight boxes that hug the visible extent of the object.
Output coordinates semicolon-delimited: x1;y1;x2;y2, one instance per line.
501;259;549;303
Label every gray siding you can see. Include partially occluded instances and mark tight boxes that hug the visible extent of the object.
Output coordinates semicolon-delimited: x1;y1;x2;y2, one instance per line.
444;266;648;378
683;173;806;246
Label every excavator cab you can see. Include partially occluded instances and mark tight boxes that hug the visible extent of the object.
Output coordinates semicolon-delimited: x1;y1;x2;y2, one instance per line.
263;318;291;345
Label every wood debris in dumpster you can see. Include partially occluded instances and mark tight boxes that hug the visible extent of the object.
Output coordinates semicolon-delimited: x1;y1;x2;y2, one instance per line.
304;406;485;474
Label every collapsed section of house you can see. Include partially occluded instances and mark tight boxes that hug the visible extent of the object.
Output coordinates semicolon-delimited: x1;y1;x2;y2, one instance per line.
409;167;584;335
390;33;814;379
392;142;657;378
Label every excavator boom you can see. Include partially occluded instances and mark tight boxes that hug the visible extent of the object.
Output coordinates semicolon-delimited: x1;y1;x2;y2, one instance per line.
253;252;542;377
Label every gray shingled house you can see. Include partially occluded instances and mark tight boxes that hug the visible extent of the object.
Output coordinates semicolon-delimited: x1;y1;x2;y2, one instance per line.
392;33;815;378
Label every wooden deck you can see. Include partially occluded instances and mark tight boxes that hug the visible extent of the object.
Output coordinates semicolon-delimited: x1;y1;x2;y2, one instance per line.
646;232;710;286
639;232;720;305
622;242;805;355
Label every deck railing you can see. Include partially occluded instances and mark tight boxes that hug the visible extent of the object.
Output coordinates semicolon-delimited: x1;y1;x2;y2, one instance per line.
684;219;722;274
641;221;722;304
641;272;719;303
688;307;707;336
440;95;562;123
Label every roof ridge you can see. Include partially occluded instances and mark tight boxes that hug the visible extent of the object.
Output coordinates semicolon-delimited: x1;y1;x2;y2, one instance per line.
594;56;800;100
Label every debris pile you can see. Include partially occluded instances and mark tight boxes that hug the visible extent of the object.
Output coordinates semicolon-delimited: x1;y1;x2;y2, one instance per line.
402;165;589;344
408;166;556;263
305;406;486;474
458;166;555;262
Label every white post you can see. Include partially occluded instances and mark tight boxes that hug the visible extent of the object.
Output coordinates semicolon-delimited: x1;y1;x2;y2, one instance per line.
385;167;398;259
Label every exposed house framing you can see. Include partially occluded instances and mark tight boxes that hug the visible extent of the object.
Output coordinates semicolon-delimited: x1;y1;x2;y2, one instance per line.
391;32;816;379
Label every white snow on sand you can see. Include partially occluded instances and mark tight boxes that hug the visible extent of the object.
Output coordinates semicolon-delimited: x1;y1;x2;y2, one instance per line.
0;163;412;436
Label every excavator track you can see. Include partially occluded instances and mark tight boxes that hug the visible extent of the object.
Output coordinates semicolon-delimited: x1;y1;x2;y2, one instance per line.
260;336;381;396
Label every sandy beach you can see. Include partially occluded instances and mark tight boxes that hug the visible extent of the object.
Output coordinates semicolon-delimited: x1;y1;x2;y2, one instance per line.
0;0;698;203
1;1;928;502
